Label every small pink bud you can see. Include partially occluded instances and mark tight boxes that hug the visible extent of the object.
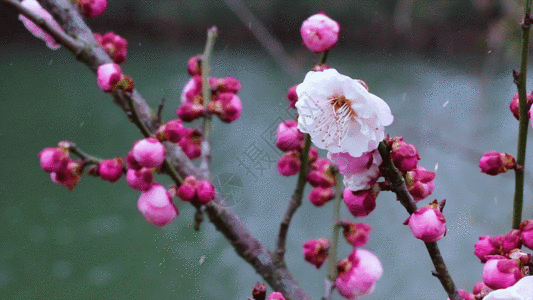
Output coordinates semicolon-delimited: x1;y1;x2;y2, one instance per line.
301;13;340;53
209;92;242;123
187;55;202;76
98;158;124;182
520;220;533;250
276;120;304;152
19;0;62;50
137;183;178;226
510;92;533;120
211;77;242;94
308;147;319;163
77;0;107;18
303;238;329;269
156;119;186;143
97;63;122;92
267;292;286;300
195;181;215;205
335;249;383;299
126;168;153;191
405;166;435;202
51;159;82;190
474;236;500;263
479;151;516;176
176;102;206;122
472;282;493;299
178;128;202;159
308;187;334;207
177;175;197;202
252;282;267;300
307;158;336;188
287;85;298;109
126;150;142;170
482;257;524;290
500;230;522;253
94;31;127;64
180;76;203;104
132;138;166;168
405;201;446;242
39;147;67;173
277;150;301;176
390;137;420;174
338;221;372;247
343;188;377;217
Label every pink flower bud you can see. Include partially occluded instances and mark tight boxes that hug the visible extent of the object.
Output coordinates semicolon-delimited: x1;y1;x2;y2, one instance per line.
447;290;475;300
479;151;516;176
275;120;304;152
19;0;63;50
308;147;319;163
51;159;82;190
178;128;202;159
390;137;420;173
156;119;186;143
39;147;68;173
176;102;206;122
267;292;286;300
500;230;522;254
301;13;340;53
307;158;336;188
180;76;203;104
77;0;107;18
303;238;329;269
209;92;243;123
177;176;197;202
338;221;372;247
329;150;382;192
196;181;215;205
187;55;202;76
482;256;524;290
520;220;533;250
405;166;435;202
98;158;124;182
97;63;122;92
252;282;266;300
277;150;301;176
335;249;383;299
472;282;492;299
405;200;446;242
211;77;242;94
132;138;166;168
287;85;298;109
308;187;334;207
126;150;142;170
126;168;153;191
94;31;127;64
343;188;377;217
137;183;178;226
510;92;533;120
475;236;500;263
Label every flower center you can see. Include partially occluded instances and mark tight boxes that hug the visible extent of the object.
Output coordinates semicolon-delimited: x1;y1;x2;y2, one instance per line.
331;95;356;121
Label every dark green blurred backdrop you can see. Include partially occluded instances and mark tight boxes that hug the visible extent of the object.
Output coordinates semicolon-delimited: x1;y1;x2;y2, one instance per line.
1;1;533;299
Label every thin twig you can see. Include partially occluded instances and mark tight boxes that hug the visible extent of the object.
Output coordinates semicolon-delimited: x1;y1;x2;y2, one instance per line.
512;0;532;229
274;134;311;262
322;170;342;300
377;141;460;300
199;26;218;174
156;97;166;126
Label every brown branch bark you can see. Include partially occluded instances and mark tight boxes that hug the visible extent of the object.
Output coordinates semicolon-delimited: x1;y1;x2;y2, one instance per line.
5;0;311;298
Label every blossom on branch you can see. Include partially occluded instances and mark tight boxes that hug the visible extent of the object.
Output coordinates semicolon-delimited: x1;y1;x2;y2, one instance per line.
137;183;178;227
295;69;393;158
18;0;63;50
94;31;127;64
300;13;340;53
335;249;383;299
77;0;107;18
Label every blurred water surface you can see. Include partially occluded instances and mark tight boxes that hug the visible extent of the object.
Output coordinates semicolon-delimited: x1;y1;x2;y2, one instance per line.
1;40;533;300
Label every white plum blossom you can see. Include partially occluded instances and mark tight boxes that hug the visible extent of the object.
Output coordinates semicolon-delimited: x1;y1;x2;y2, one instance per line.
295;69;393;157
483;276;533;300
